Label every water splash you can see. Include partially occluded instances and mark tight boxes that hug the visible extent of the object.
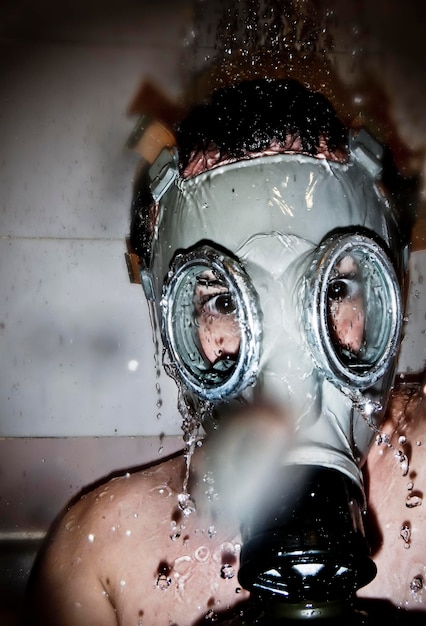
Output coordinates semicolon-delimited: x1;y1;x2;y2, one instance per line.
203;471;219;501
178;491;197;517
164;352;215;518
208;525;217;539
349;389;410;476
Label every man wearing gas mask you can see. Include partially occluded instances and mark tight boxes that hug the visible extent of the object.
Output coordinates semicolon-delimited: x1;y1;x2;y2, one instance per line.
28;79;425;625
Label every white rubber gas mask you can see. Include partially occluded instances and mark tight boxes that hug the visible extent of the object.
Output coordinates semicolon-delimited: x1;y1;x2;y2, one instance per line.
138;129;405;615
144;131;403;484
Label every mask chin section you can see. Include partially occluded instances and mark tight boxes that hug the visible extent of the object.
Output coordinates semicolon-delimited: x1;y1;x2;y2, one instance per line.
238;465;376;622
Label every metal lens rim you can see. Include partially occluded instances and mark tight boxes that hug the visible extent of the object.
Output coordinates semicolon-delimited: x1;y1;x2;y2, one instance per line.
162;245;262;401
308;233;402;388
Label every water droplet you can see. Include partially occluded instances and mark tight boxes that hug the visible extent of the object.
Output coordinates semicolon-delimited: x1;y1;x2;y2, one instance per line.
394;450;409;476
170;521;181;542
400;524;411;548
375;432;390;446
208;526;217;539
156;573;172;590
120;579;126;587
410;575;423;593
195;546;210;563
65;519;75;531
125;529;131;536
406;493;423;508
220;564;236;579
398;435;407;445
87;533;95;543
204;608;218;622
407;482;414;491
178;492;196;517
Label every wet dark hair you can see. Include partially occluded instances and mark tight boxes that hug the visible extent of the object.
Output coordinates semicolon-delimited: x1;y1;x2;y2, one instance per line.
130;79;348;263
177;78;348;171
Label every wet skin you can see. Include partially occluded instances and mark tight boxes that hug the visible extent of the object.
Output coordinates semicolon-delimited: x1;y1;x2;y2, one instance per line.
28;385;426;625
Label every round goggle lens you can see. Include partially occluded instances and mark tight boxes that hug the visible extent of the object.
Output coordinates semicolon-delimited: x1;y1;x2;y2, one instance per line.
309;234;401;388
162;246;261;400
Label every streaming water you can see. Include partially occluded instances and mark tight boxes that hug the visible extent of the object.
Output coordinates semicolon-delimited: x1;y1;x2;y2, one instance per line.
349;389;411;477
147;299;165;430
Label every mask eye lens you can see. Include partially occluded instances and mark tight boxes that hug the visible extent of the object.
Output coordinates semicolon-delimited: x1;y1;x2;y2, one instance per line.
309;234;402;388
162;247;261;400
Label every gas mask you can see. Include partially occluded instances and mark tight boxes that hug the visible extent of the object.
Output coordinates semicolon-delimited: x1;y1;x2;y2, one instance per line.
133;128;405;620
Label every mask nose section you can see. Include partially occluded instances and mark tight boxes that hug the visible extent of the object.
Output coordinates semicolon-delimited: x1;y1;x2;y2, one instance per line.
237;464;376;620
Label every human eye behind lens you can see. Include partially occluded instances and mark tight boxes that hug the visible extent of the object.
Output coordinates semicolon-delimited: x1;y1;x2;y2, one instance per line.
195;272;237;318
327;255;363;303
327;255;365;356
327;275;362;302
201;292;236;316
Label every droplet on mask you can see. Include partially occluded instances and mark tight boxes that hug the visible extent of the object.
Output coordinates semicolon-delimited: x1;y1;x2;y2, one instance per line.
410;575;423;593
220;564;236;579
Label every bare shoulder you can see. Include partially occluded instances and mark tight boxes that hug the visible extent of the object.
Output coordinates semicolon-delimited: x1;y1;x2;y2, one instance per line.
28;453;187;624
29;451;248;625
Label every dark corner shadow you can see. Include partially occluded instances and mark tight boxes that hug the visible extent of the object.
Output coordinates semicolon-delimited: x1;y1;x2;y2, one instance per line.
362;462;383;557
356;597;426;625
190;597;426;625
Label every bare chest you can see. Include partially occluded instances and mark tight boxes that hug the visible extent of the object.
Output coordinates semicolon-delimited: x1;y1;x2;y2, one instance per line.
100;479;249;625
